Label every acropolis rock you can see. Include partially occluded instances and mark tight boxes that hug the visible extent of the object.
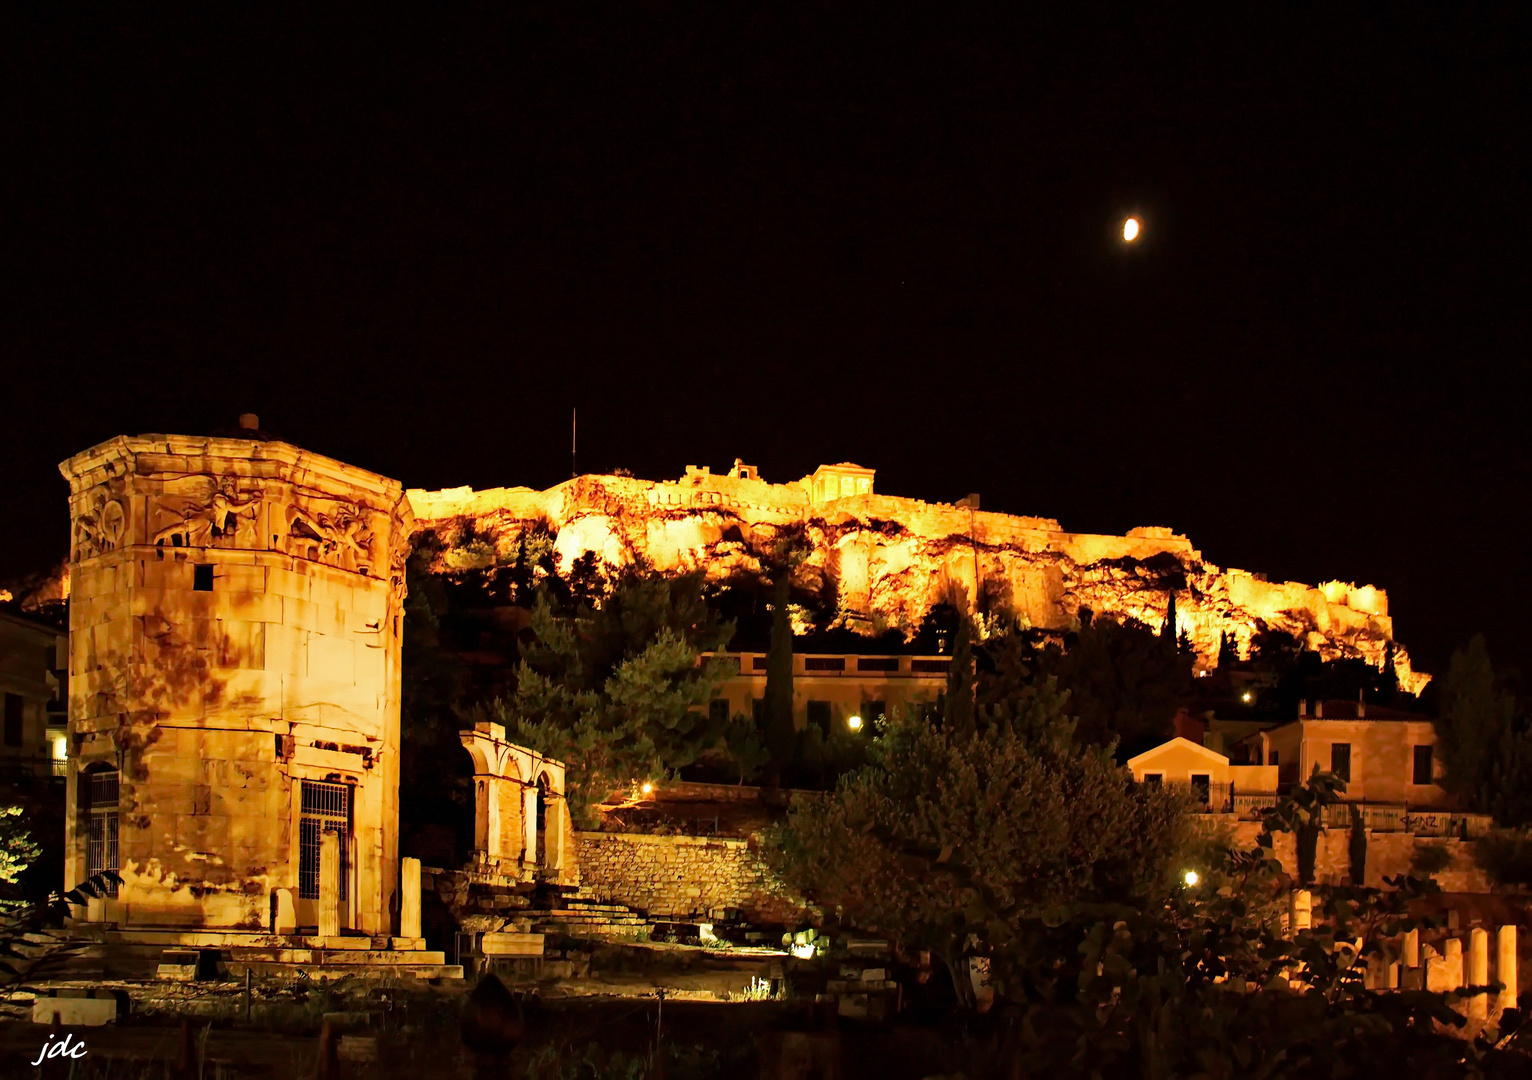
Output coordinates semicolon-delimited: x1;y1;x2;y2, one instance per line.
408;460;1428;694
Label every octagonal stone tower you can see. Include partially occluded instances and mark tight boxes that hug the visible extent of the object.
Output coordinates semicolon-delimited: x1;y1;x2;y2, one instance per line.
60;431;412;935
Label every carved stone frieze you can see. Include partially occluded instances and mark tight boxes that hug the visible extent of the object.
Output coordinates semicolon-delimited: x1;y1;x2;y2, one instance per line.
71;479;129;563
282;496;379;575
148;475;263;551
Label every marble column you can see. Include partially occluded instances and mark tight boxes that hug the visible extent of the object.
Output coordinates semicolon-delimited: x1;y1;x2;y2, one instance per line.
1470;928;1490;1019
400;857;422;940
1445;937;1464;991
1499;925;1518;1012
1289;889;1312;932
319;832;341;939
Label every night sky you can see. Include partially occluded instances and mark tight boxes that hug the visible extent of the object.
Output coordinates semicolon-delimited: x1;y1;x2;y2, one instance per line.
3;7;1527;683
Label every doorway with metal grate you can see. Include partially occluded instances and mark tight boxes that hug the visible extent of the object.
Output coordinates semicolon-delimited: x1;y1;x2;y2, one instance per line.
86;769;119;898
298;780;352;928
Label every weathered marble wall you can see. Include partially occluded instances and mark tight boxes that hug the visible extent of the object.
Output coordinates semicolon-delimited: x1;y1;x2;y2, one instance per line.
574;831;805;925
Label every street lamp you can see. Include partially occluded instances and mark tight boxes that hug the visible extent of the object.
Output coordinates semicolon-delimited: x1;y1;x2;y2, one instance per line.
847;715;863;732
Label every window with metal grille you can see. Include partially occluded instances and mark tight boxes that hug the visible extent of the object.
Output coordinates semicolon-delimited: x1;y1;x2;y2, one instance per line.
87;770;119;898
1331;743;1352;783
299;780;351;901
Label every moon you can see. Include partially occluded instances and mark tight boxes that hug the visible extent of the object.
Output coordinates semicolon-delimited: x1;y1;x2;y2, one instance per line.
1123;217;1141;242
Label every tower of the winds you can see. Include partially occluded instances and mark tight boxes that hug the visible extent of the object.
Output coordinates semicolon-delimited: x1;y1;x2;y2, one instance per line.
59;429;411;935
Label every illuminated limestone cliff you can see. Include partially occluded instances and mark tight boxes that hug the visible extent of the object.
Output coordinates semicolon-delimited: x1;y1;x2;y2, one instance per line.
407;461;1428;695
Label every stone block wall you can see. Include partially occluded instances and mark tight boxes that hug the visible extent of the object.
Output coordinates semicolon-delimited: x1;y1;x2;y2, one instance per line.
574;831;805;926
1227;820;1493;892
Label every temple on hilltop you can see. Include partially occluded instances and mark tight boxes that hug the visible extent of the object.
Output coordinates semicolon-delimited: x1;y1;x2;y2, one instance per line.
406;459;1427;695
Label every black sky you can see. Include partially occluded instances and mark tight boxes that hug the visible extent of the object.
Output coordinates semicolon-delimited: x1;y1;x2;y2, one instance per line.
2;5;1528;683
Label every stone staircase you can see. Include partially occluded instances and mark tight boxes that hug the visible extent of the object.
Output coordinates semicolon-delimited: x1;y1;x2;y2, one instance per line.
520;896;651;942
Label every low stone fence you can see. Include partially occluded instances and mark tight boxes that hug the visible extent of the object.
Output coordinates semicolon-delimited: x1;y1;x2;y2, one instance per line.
574;831;805;926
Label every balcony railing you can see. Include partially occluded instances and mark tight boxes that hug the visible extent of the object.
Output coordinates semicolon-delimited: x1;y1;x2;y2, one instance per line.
716;652;954;679
0;753;68;779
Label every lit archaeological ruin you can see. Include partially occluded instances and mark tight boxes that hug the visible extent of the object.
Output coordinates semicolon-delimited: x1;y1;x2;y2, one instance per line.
55;425;573;979
408;459;1427;693
28;437;1436;991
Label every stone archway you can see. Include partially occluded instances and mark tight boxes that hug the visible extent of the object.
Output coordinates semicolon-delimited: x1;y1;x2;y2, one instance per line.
459;722;578;886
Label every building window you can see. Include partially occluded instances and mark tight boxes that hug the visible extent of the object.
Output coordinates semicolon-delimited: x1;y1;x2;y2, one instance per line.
1413;745;1434;786
708;699;729;726
1190;774;1211;805
856;657;899;673
193;565;214;591
3;693;21;747
860;700;887;724
87;769;120;897
751;698;765;725
806;700;832;736
299;780;351;901
1331;743;1352;783
1143;773;1164;788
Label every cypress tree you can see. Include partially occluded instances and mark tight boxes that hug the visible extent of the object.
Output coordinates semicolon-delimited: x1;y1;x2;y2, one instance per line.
1348;805;1368;885
944;615;975;738
764;573;797;777
1162;592;1177;641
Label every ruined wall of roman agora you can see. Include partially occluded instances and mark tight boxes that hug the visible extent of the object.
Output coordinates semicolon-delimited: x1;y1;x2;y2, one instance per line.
14;431;1524;1000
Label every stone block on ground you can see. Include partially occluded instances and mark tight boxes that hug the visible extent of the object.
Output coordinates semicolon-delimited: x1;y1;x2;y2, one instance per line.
32;990;122;1026
481;932;545;957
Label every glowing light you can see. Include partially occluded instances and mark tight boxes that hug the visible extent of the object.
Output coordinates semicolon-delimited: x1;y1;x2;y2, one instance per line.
790;942;816;959
847;714;863;731
1123;217;1141;242
1183;870;1200;887
1241;691;1252;703
52;736;67;762
640;782;654;795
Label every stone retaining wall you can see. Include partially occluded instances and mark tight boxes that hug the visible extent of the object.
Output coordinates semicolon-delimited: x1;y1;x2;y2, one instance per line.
1226;821;1493;892
574;831;805;926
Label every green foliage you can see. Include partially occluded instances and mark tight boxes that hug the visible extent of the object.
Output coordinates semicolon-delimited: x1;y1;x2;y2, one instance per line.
770;698;1190;1001
1264;766;1345;886
942;613;975;738
482;567;737;825
0;806;42;903
869;770;1509;1078
724;710;771;785
1433;636;1532;825
1412;842;1454;878
1472;833;1532;888
980;617;1193;758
